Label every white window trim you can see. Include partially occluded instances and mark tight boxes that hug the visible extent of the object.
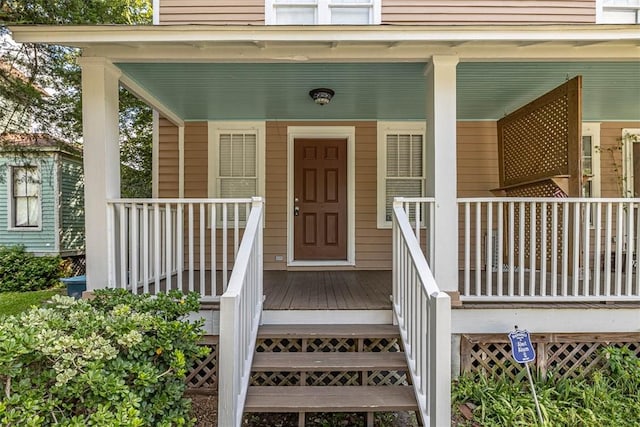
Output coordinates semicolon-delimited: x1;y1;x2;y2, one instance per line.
287;126;356;267
622;128;640;198
7;164;43;232
376;121;427;229
582;122;601;198
598;0;640;23
207;120;266;211
265;0;381;25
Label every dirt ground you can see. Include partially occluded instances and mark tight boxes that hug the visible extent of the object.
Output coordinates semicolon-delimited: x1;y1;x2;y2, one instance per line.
190;395;419;426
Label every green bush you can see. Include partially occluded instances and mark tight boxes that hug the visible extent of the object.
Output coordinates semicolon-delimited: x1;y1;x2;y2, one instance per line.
0;289;209;426
0;245;65;292
452;347;640;426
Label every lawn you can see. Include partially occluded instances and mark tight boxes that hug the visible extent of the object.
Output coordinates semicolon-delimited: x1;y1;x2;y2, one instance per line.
0;288;66;317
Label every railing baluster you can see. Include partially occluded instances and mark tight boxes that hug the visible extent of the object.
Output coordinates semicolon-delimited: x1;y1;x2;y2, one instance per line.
540;202;547;297
625;202;634;296
130;204;139;294
234;203;240;258
508;202;515;296
223;203;228;292
106;203;116;288
561;202;569;296
551;202;558;296
518;201;525;296
142;203;149;294
594;202;602;297
605;202;613;297
475;202;482;296
177;204;184;292
119;204;127;289
486;202;493;297
153;203;161;294
572;202;580;297
615;202;624;296
165;203;172;292
583;201;591;297
211;204;217;297
497;202;504;296
200;203;206;296
188;203;194;293
529;202;536;297
464;202;470;297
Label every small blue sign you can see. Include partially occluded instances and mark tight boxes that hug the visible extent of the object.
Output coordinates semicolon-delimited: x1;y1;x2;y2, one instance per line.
508;330;536;364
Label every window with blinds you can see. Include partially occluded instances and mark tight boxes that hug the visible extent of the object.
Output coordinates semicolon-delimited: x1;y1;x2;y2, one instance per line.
377;122;427;228
265;0;380;25
11;165;41;228
208;122;265;225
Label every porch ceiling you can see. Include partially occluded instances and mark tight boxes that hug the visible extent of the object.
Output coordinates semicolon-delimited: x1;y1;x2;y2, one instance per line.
117;61;640;122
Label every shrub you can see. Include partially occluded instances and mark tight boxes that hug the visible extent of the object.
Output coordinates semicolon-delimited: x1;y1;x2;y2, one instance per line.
0;245;65;292
0;289;209;426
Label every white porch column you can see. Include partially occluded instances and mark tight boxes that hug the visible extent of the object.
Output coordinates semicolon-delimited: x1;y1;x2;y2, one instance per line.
426;55;459;295
79;57;121;291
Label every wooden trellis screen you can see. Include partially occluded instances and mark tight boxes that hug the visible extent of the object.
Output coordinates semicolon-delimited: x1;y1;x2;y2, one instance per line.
495;76;583;268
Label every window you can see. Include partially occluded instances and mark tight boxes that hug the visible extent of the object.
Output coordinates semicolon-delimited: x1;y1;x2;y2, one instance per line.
10;165;41;229
377;122;427;228
208;122;265;222
622;127;640;198
599;0;640;23
265;0;381;25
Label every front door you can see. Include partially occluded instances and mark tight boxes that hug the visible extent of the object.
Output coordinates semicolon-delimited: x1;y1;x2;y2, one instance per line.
294;138;347;260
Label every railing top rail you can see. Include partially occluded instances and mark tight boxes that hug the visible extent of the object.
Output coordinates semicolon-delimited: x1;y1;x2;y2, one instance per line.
393;204;441;297
457;197;640;203
393;197;436;203
107;197;255;204
221;200;263;299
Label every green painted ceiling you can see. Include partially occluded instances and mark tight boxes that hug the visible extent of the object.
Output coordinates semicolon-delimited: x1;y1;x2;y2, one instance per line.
116;61;640;121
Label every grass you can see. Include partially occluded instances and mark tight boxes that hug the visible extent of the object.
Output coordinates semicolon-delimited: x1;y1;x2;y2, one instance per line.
0;287;66;317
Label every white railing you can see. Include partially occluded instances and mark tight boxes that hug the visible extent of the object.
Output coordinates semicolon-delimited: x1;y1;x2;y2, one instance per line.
106;198;254;299
217;198;264;427
392;200;451;427
459;198;640;302
394;197;435;266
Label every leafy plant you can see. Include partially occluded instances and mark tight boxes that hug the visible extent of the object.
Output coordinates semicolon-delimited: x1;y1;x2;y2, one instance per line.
453;347;640;426
0;290;208;426
0;245;66;292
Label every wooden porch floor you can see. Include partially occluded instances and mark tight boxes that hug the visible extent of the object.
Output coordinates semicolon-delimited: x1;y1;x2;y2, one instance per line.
149;270;393;310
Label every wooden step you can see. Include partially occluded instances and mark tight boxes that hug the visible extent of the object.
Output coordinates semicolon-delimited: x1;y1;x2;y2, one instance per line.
245;386;418;413
252;351;407;371
257;324;399;339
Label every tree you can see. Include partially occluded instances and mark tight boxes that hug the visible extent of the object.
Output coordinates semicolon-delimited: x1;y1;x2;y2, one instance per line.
0;0;153;197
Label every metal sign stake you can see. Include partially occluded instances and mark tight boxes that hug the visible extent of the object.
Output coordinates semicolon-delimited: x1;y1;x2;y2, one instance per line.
524;362;544;425
508;326;545;426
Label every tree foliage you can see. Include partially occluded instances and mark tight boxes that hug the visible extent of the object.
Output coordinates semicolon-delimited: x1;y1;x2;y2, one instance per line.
0;0;153;197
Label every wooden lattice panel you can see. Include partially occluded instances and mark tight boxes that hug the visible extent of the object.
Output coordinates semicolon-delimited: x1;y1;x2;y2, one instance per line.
363;338;402;353
306;371;362;386
367;370;408;386
461;333;640;381
251;371;300;386
497;76;581;192
256;338;302;353
186;339;218;392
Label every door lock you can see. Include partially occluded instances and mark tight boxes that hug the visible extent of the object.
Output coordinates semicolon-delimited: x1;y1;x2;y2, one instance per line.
294;206;300;216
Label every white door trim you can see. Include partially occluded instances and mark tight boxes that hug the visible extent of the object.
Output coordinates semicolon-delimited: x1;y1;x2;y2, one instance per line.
287;126;356;267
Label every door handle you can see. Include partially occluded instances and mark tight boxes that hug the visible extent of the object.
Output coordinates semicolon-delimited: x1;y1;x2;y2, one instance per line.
294;206;300;216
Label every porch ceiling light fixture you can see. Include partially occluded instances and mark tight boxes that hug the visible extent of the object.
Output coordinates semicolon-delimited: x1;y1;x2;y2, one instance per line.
309;88;335;106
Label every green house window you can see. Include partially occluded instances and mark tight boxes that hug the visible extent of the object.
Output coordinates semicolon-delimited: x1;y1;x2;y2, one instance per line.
12;166;40;228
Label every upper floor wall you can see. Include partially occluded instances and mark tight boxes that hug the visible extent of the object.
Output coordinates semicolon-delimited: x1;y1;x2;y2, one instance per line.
158;0;614;26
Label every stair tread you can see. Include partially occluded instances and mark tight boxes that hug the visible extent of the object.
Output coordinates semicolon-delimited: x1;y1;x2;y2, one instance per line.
258;324;399;339
252;351;407;371
245;386;417;412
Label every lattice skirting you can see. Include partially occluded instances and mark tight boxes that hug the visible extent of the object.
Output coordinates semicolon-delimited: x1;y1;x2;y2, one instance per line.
460;333;640;380
185;337;218;394
250;337;408;387
63;255;86;276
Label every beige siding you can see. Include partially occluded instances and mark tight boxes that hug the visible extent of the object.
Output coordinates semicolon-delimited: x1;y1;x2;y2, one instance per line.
158;117;179;198
600;122;640;198
159;0;264;25
382;0;595;25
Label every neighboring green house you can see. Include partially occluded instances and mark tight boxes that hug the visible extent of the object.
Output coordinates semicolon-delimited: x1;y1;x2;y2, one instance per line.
0;133;85;260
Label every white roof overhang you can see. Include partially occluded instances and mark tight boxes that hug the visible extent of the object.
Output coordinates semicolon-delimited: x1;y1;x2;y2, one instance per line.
10;24;640;62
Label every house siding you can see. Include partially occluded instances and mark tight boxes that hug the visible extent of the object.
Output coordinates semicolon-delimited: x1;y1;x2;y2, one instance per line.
158;119;499;271
382;0;596;25
158;0;265;25
158;117;179;198
157;0;595;26
0;154;57;253
59;155;85;254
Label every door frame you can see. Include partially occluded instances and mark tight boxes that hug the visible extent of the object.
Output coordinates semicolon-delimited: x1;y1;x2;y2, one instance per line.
287;126;356;266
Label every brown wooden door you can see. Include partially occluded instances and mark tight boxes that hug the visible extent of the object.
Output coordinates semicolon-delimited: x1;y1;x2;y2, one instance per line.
294;138;347;260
